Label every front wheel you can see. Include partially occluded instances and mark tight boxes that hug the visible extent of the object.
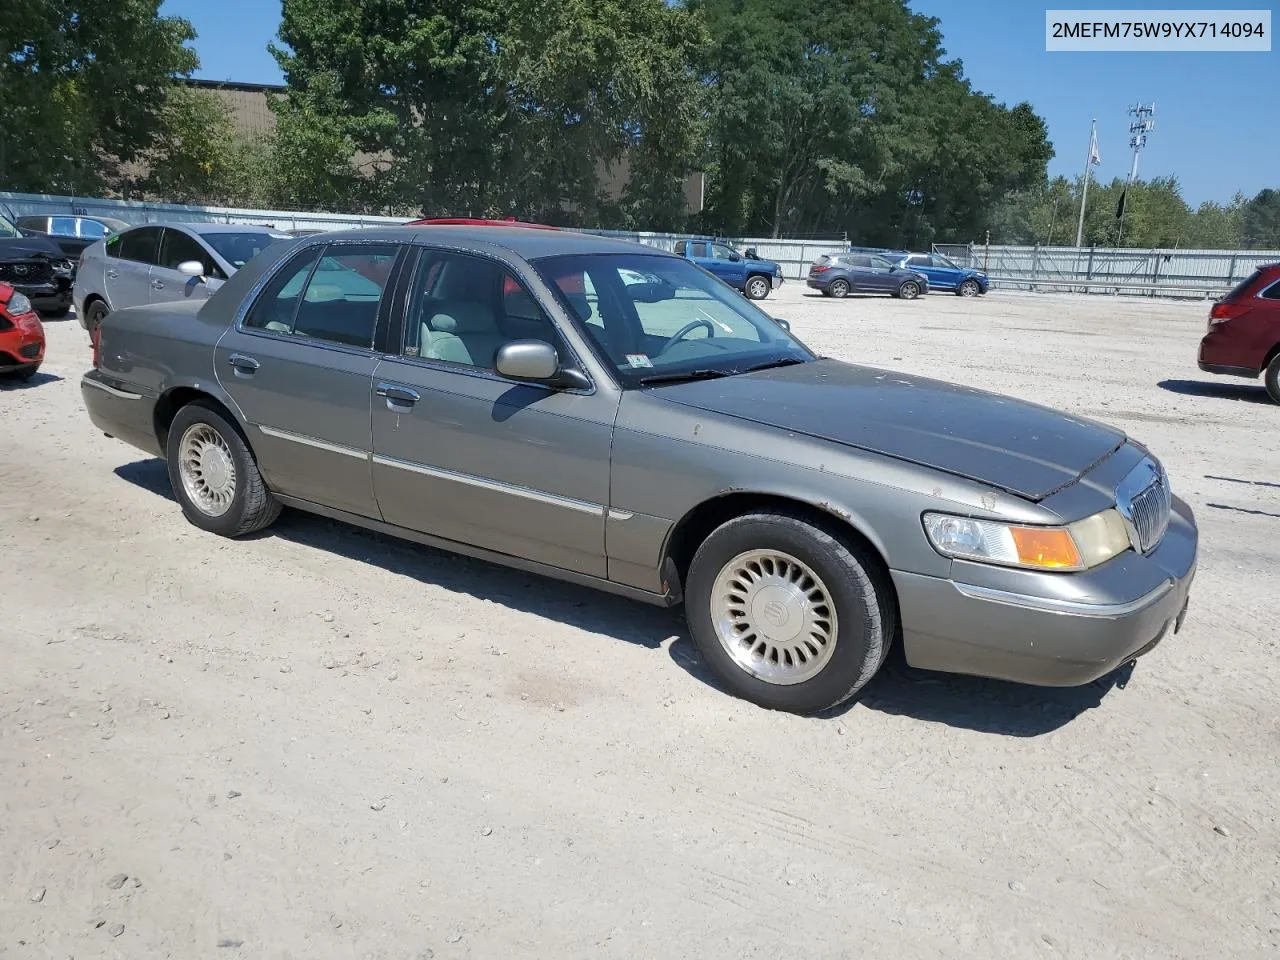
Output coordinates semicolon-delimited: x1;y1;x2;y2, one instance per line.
957;279;981;298
165;401;281;537
829;278;850;299
897;280;921;300
1265;353;1280;404
685;510;896;714
745;275;771;300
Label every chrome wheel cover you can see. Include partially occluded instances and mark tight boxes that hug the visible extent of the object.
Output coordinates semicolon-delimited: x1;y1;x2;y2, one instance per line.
901;281;919;299
747;277;769;299
710;549;838;686
178;423;237;517
959;281;978;297
830;280;849;298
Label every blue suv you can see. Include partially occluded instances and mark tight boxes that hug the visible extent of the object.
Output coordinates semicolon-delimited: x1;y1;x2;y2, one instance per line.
675;239;783;300
890;252;989;297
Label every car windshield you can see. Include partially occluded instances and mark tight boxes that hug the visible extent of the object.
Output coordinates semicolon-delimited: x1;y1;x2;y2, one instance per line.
197;231;291;270
534;253;812;388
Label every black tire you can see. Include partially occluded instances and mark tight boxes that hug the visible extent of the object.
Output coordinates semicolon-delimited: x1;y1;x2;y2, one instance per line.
957;279;981;298
1265;353;1280;404
40;306;71;319
684;510;896;715
84;299;110;335
744;275;771;300
165;401;281;537
829;278;850;299
897;280;921;300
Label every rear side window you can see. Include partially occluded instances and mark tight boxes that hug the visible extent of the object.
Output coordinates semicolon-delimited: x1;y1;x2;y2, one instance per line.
50;217;77;237
117;227;161;264
245;244;397;349
1260;278;1280;301
907;255;930;267
79;219;107;239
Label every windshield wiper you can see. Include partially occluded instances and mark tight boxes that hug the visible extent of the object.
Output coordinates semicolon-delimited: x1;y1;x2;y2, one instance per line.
637;368;731;387
737;357;808;374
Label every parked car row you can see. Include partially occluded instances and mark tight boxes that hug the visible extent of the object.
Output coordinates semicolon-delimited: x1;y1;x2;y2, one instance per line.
0;209;76;317
807;248;990;300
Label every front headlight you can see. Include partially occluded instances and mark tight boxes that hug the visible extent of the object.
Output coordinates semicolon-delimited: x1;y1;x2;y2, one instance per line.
922;509;1131;571
5;291;34;316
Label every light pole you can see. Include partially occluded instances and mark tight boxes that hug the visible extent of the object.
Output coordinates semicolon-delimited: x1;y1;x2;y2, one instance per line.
1117;102;1155;246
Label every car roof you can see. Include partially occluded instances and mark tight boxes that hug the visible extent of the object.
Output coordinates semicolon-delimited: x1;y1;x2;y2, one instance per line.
129;221;285;235
302;225;669;259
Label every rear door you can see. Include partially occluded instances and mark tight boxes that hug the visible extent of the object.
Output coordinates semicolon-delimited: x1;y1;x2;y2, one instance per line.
104;226;162;310
152;227;220;305
213;241;404;518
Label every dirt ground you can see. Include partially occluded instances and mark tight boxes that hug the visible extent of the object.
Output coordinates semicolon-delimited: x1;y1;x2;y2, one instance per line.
2;284;1277;960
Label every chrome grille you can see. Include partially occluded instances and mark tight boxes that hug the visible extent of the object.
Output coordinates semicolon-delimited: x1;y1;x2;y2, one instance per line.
1116;458;1172;554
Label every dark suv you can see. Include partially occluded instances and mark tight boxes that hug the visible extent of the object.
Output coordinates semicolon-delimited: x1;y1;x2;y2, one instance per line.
0;209;75;317
1197;262;1280;403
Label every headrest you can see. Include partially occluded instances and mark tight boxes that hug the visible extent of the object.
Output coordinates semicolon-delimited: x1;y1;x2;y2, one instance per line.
304;283;344;303
564;293;592;321
428;300;495;334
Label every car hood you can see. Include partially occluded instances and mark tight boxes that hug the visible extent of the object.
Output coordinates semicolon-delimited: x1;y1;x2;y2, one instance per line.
747;257;780;272
654;358;1126;500
0;236;65;259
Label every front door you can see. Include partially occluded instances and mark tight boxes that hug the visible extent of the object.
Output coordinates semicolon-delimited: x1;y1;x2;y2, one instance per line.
105;226;162;310
369;248;615;577
214;241;404;518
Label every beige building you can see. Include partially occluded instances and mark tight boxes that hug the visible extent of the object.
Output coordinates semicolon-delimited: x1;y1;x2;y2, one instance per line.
183;78;704;216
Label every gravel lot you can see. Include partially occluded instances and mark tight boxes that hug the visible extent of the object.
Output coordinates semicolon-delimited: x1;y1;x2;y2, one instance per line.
2;285;1277;959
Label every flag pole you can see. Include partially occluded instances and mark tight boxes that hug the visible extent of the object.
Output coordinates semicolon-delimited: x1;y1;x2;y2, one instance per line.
1075;119;1097;249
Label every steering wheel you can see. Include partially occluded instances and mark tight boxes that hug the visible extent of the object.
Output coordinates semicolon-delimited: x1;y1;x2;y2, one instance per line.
659;318;716;355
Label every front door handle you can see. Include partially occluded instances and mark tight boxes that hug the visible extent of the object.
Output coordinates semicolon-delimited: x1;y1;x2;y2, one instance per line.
106;270;118;279
151;279;165;290
228;353;260;375
376;383;420;406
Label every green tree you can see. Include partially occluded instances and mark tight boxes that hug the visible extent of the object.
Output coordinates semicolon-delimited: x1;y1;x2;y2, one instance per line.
1186;194;1246;249
1241;188;1280;248
0;0;198;193
269;0;705;222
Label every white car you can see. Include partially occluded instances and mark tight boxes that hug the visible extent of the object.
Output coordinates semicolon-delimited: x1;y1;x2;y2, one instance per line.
74;222;292;333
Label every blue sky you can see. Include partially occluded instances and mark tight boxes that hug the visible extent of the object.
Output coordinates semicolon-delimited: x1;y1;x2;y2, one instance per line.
159;0;1277;205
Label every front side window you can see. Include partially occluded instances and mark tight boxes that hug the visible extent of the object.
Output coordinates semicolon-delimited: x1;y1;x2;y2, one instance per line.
933;254;959;269
158;229;219;277
50;217;78;237
118;227;162;264
403;250;567;371
711;243;737;260
907;255;930;268
535;253;811;388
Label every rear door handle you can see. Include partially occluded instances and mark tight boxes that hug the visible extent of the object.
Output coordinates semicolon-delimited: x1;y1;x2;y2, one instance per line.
228;354;260;374
376;383;420;406
106;270;118;279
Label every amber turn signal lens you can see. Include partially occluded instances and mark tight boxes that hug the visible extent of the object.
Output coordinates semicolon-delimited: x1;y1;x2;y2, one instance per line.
1009;526;1083;569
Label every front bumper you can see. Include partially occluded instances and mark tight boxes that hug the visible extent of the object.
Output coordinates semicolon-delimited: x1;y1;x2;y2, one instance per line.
13;279;73;315
892;497;1198;686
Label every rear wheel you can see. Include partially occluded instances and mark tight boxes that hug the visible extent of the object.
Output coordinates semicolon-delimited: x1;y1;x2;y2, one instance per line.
829;278;850;299
957;279;981;298
685;510;895;714
745;275;771;300
1265;353;1280;404
84;299;110;335
165;401;281;537
897;280;921;300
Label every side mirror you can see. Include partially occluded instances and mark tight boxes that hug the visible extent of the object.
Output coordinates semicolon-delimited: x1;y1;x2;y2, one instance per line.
728;252;742;262
495;340;590;390
177;260;205;279
775;318;791;332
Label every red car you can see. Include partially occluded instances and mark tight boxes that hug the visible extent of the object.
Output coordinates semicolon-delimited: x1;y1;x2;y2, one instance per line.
1198;262;1280;403
0;280;45;381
